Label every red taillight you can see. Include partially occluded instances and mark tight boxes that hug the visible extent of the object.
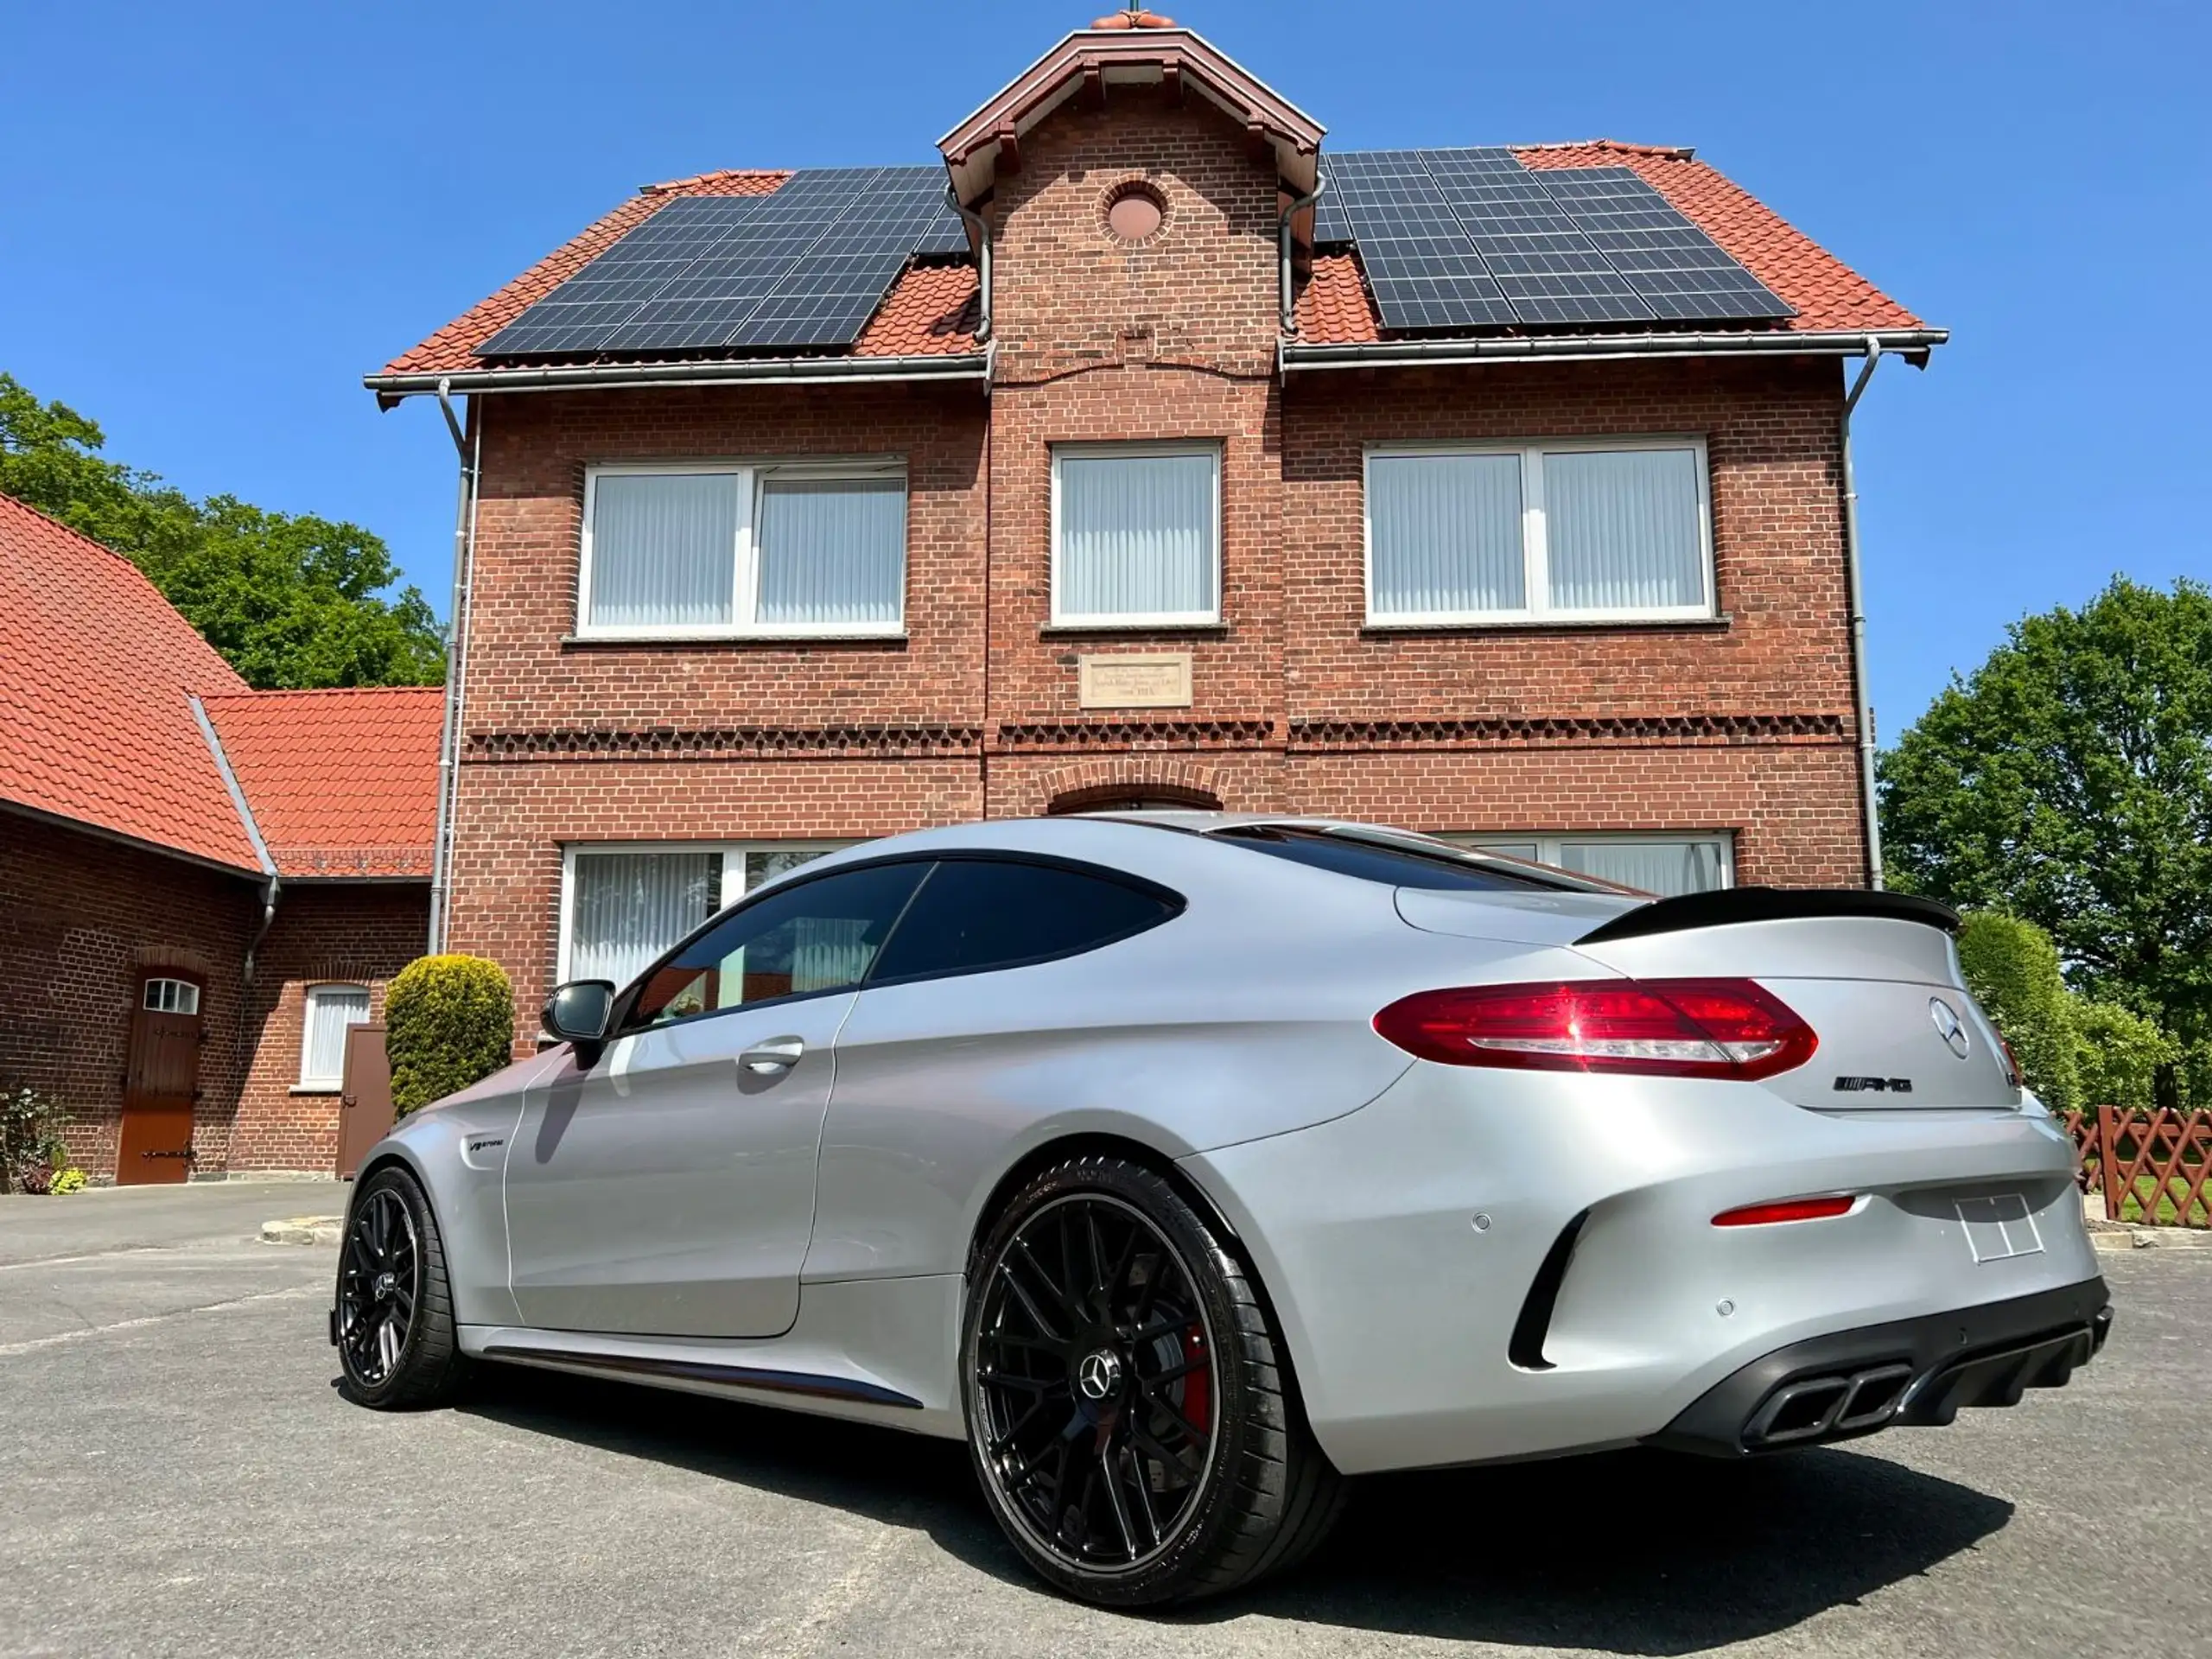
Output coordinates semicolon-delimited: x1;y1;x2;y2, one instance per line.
1713;1195;1858;1227
1372;977;1818;1081
1996;1032;2023;1090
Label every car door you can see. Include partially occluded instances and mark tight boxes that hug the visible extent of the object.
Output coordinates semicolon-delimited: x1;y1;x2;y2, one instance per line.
504;859;928;1338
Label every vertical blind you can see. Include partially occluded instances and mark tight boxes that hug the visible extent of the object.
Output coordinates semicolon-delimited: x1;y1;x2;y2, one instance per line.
1542;448;1704;612
1057;450;1217;619
1556;838;1727;896
1369;453;1525;615
302;986;371;1085
587;473;740;629
570;851;724;988
757;477;906;626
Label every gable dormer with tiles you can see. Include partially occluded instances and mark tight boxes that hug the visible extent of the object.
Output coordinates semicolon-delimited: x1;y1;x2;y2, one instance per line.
368;12;1944;1049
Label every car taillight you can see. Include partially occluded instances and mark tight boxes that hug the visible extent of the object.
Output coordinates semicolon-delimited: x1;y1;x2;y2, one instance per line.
1996;1032;2023;1090
1372;978;1818;1081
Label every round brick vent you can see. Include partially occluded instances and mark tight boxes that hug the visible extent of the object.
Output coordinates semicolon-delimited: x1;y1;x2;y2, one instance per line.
1104;183;1166;244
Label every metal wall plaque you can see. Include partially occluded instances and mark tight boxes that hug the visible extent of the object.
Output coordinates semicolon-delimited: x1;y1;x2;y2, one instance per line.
1077;652;1192;709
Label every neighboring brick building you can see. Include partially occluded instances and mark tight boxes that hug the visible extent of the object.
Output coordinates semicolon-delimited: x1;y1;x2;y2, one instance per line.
0;494;438;1182
366;15;1944;1048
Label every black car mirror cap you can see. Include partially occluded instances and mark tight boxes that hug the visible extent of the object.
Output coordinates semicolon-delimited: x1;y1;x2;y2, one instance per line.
543;980;616;1045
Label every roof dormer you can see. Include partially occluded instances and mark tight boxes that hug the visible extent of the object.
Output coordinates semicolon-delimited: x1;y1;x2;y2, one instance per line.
939;13;1325;207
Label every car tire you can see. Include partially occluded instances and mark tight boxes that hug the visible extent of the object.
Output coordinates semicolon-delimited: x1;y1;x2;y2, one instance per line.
961;1154;1344;1606
334;1164;474;1410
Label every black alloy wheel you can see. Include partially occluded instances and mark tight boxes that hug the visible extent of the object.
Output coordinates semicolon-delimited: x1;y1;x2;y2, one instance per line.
963;1156;1344;1606
337;1186;419;1387
973;1192;1217;1571
334;1165;474;1409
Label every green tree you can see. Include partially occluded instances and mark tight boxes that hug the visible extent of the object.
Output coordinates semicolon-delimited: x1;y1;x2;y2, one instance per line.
0;372;442;689
1955;911;2080;1109
1880;577;2212;1106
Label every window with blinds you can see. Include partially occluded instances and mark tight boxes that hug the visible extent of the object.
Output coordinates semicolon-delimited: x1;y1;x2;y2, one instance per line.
1366;441;1712;625
1051;442;1221;626
578;462;906;638
1446;833;1733;897
300;984;371;1090
559;842;856;992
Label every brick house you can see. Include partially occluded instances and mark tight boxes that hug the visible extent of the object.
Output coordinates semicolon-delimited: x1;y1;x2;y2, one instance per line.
0;494;438;1182
365;15;1943;1049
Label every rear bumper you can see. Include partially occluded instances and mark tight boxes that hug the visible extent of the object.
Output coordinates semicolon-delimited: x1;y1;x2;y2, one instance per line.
1650;1279;2112;1458
1183;1062;2101;1475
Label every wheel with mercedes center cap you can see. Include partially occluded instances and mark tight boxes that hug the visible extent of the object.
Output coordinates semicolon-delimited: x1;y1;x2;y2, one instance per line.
961;1154;1344;1606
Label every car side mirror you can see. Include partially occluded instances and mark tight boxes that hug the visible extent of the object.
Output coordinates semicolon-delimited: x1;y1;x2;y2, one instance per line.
543;980;616;1046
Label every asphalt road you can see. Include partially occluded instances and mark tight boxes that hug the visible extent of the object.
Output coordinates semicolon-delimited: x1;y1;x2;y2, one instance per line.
1;1183;2205;1659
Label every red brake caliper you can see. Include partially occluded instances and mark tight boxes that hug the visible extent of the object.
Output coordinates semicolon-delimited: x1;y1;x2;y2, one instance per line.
1180;1322;1211;1432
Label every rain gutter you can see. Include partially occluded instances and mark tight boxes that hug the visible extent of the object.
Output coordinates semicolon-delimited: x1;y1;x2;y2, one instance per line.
366;353;993;407
1279;327;1946;371
189;694;281;981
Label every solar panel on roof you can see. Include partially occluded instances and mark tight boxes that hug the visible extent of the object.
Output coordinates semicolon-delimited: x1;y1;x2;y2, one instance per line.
479;166;971;358
1314;149;1793;334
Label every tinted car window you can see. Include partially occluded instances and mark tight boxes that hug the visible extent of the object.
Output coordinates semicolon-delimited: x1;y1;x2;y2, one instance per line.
626;861;927;1030
869;859;1179;982
1211;825;1583;892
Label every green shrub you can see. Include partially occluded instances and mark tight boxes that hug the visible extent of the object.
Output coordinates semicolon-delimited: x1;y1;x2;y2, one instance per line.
385;954;515;1116
2071;1000;2180;1110
47;1167;87;1196
1955;912;2080;1109
0;1084;71;1194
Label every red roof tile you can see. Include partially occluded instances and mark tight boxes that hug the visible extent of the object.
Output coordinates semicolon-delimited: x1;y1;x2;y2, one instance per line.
1297;140;1922;345
200;688;443;879
855;262;983;356
0;494;261;870
386;140;1919;371
382;171;790;377
1514;143;1921;334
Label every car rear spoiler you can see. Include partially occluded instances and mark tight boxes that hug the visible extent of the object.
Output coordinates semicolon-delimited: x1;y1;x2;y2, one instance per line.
1576;887;1961;945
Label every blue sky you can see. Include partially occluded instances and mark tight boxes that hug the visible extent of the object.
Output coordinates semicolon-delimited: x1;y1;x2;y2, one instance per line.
3;0;2204;738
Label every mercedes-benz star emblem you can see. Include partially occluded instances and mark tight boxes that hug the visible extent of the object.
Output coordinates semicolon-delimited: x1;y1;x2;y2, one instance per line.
1929;997;1971;1059
1076;1349;1122;1402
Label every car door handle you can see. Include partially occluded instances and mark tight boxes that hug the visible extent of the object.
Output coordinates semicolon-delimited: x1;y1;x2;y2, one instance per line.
739;1037;806;1076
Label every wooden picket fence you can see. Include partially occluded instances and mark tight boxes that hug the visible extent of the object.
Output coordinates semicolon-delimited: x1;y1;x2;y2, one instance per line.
2061;1106;2212;1228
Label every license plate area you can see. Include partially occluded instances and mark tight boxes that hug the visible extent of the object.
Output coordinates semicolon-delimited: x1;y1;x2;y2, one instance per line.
1958;1192;2044;1264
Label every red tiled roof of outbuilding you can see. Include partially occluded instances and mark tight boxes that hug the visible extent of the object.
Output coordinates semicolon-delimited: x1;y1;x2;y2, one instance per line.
0;493;261;871
200;687;443;880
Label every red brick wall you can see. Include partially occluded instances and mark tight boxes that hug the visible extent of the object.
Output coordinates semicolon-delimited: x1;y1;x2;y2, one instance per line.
227;883;429;1173
440;87;1871;1037
0;811;255;1180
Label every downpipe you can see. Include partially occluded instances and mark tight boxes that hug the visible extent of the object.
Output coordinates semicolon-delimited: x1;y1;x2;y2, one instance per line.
1840;337;1885;890
949;189;993;344
1278;173;1326;335
428;378;480;953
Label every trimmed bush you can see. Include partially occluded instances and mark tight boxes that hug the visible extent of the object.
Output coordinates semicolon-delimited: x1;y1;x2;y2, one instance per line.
2072;999;2179;1111
1956;912;2079;1108
385;954;515;1116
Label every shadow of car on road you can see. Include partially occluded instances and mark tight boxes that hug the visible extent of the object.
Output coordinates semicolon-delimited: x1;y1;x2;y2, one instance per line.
456;1365;2011;1652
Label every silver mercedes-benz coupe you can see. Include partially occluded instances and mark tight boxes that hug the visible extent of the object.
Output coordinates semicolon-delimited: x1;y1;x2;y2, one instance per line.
332;814;2110;1605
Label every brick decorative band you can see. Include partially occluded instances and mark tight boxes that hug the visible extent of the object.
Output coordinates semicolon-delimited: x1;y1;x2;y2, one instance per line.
465;712;1845;763
995;720;1276;752
467;725;985;760
1287;712;1847;749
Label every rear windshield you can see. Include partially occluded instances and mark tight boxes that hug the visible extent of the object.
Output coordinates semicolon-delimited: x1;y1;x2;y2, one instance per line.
1209;824;1610;893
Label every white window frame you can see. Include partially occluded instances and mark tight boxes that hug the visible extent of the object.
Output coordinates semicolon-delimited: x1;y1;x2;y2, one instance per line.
1446;830;1736;890
298;982;371;1091
575;458;908;641
142;976;200;1015
554;840;857;985
1363;436;1714;626
1049;441;1224;629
